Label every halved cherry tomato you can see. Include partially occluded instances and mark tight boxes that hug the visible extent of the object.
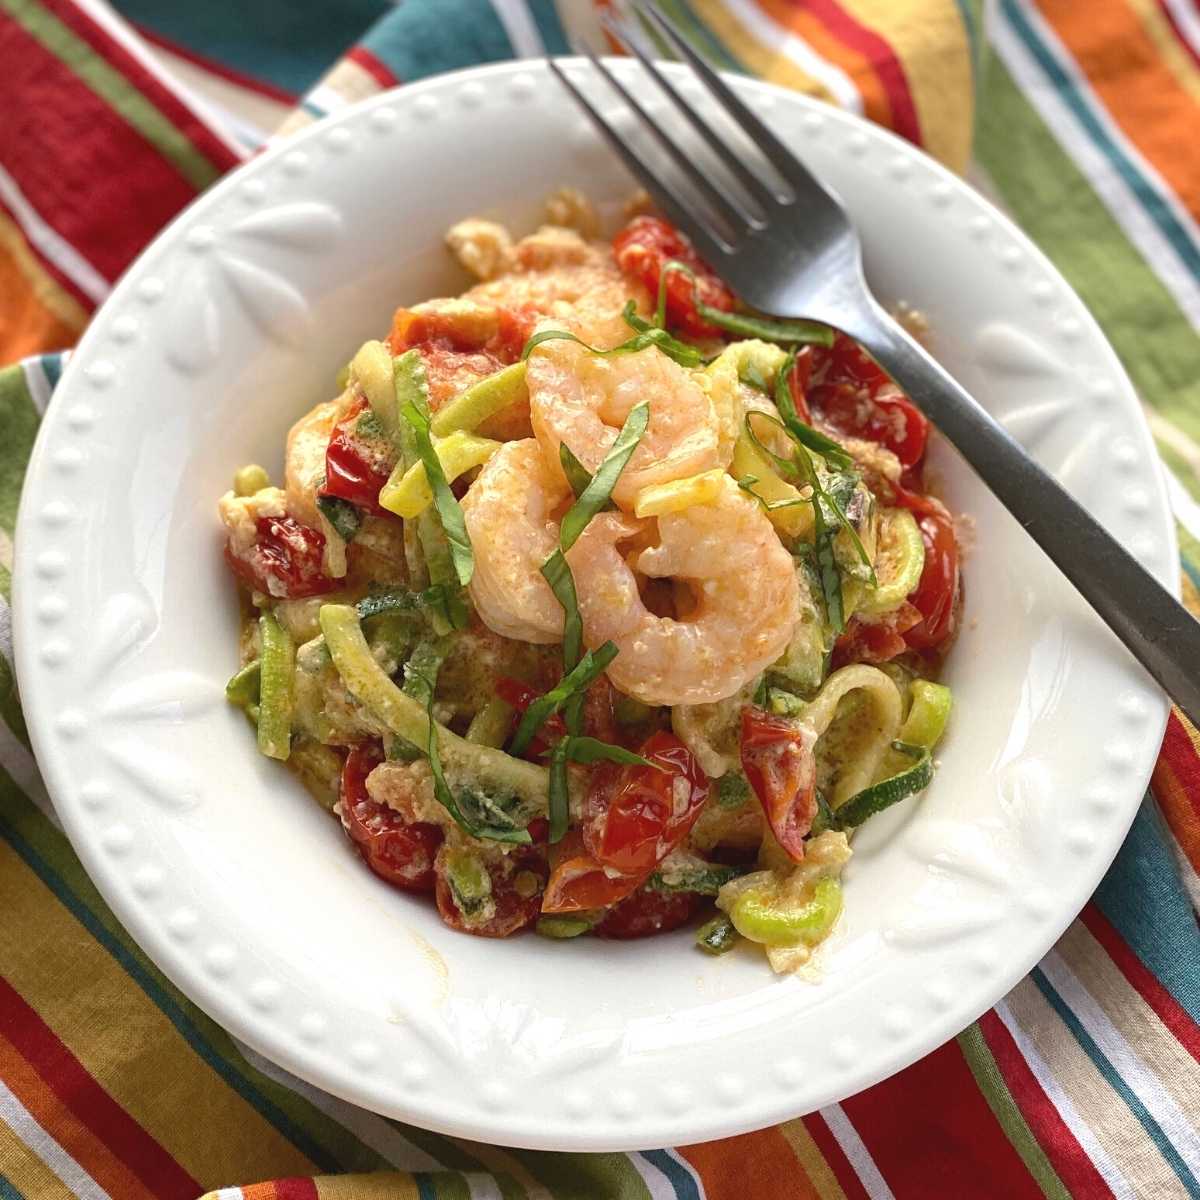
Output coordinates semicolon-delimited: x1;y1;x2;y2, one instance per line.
740;707;817;863
320;396;394;516
224;514;334;599
388;304;536;363
583;730;710;878
339;742;443;892
787;347;815;422
901;504;959;652
833;602;922;668
540;854;642;914
434;846;547;938
808;334;929;468
594;888;698;939
612;215;735;338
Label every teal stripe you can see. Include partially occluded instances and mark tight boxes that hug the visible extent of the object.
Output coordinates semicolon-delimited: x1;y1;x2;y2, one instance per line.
41;351;66;392
1031;965;1200;1196
528;0;569;55
300;97;327;119
0;1174;24;1200
1182;551;1200;594
0;780;345;1173
641;1150;700;1199
415;1176;439;1200
1001;0;1200;282
1096;797;1200;1023
361;0;515;83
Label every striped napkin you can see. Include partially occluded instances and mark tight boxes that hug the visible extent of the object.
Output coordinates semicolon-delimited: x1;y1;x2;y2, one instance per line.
1;2;1198;1197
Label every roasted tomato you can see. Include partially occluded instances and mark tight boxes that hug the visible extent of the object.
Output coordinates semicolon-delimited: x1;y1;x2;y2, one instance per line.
740;707;817;863
434;845;547;938
893;489;960;653
540;854;642;914
224;514;334;599
338;742;443;892
583;730;710;878
806;334;929;468
612;215;735;338
594;888;698;939
833;602;923;668
388;304;535;364
494;677;567;760
319;395;395;516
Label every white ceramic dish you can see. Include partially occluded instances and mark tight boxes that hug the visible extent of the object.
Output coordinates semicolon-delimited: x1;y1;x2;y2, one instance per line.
14;60;1175;1150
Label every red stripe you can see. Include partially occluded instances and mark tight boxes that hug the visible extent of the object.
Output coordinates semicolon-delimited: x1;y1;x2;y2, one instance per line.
791;0;923;146
31;0;241;172
0;976;201;1199
839;1038;1044;1198
132;23;298;105
1159;712;1200;820
1079;902;1200;1063
0;17;204;283
272;1179;319;1200
345;45;400;89
800;1112;871;1200
1157;0;1200;72
977;1011;1115;1198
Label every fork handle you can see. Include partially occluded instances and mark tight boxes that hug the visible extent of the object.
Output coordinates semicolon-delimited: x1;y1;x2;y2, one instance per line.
847;300;1199;727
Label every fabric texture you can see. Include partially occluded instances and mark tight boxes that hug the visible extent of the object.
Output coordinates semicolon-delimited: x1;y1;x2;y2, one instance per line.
0;0;1198;1196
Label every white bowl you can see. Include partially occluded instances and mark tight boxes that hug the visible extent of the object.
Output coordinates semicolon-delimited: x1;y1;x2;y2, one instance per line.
13;60;1175;1150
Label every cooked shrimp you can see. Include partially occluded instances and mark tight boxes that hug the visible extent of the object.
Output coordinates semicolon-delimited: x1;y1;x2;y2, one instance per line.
285;395;343;530
568;476;800;705
461;439;569;644
527;337;721;510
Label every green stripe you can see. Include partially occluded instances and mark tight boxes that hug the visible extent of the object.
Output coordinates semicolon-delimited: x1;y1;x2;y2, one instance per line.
957;1023;1071;1200
660;0;746;74
0;364;40;551
975;54;1200;452
3;0;224;190
510;1149;654;1200
0;771;391;1173
1178;522;1200;593
0;656;30;751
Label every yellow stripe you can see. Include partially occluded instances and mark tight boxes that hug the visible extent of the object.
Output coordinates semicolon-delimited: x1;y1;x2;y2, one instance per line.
837;0;974;171
684;0;842;104
446;1138;555;1200
0;839;317;1186
778;1117;850;1200
1005;975;1193;1197
1126;0;1200;104
313;1173;422;1199
0;1116;81;1200
1055;925;1200;1124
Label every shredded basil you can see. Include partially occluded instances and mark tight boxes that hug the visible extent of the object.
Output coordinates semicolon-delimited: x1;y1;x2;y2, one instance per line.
509;642;619;756
395;353;473;588
522;316;701;370
540;551;583;676
547;737;571;844
553;735;654;768
773;348;853;471
560;402;648;550
559;442;593;501
697;304;832;347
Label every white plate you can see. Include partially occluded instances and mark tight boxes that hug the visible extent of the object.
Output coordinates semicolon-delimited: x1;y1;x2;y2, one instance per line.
14;60;1175;1150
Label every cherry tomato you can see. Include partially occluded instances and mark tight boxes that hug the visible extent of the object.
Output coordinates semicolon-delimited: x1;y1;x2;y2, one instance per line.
224;514;334;599
902;505;960;652
612;215;735;338
388;304;536;363
338;742;443;892
540;854;642;914
787;347;815;423
583;730;710;878
434;846;547;938
833;602;922;668
320;396;395;516
594;888;698;939
808;334;929;468
740;707;818;863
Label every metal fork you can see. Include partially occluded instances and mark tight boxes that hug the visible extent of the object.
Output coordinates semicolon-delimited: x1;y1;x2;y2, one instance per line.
549;0;1200;726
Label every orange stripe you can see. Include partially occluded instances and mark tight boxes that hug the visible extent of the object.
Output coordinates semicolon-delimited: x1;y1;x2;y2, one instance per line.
1036;0;1200;223
0;212;86;361
679;1126;824;1198
1127;0;1200;103
754;0;896;129
0;1026;159;1200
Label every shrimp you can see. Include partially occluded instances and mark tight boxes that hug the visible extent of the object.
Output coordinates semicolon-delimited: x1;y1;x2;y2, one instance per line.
461;439;569;644
527;336;721;510
285;395;343;530
567;475;800;706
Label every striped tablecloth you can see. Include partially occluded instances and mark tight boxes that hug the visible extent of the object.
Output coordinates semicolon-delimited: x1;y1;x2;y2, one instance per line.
1;1;1198;1197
